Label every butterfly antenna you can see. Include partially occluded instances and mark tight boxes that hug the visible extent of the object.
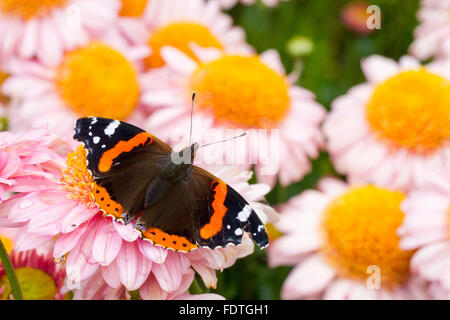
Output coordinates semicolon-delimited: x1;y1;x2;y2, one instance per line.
199;132;247;149
189;91;195;146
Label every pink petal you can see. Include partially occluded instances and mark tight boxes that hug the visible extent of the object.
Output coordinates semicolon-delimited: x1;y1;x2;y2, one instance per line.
281;255;335;300
138;239;167;263
116;241;152;291
101;261;122;289
92;219;123;266
113;220;139;242
151;251;184;292
14;231;53;251
139;274;168;300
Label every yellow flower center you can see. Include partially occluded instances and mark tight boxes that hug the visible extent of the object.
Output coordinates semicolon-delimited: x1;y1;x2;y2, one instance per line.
265;223;282;242
366;69;450;154
0;0;67;20
145;22;222;69
56;42;140;121
60;146;95;208
321;186;413;290
0;236;12;253
119;0;148;17
0;68;9;105
189;55;290;128
0;267;57;300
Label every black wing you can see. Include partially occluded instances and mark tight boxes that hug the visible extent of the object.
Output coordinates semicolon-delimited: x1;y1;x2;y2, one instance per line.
73;117;172;222
135;165;269;252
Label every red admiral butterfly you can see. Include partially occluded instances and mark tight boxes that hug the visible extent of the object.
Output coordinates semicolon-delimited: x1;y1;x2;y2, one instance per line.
74;116;269;252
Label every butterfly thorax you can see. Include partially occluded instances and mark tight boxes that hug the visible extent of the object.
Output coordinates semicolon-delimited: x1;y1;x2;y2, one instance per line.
144;143;199;208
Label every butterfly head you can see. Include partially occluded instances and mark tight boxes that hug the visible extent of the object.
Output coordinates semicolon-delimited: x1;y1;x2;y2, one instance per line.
171;142;199;166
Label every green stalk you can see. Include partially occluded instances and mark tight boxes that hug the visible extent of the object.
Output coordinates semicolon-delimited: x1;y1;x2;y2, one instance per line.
0;239;23;300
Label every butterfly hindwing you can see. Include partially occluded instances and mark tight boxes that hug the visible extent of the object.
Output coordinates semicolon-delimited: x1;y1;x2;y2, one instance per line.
135;165;269;251
193;168;269;249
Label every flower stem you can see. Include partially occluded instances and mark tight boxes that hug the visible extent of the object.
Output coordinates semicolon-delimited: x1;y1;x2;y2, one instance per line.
0;239;23;300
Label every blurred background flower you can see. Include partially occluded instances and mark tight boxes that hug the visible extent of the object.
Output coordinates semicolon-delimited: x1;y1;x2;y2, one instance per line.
0;0;120;66
268;179;429;299
398;173;450;299
323;55;449;191
409;0;450;61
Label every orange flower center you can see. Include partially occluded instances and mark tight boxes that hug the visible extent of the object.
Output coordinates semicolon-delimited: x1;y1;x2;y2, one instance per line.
189;55;290;128
119;0;148;17
0;68;9;105
321;186;413;289
56;42;140;121
60;146;94;208
0;0;67;20
366;69;450;154
145;22;222;68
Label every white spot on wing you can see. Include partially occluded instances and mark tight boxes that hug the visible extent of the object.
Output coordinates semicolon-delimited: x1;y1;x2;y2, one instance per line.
234;228;243;236
91;117;97;124
93;136;100;144
236;205;252;222
104;120;120;137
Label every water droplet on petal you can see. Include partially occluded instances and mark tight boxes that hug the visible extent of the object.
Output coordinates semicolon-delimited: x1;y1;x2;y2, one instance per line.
19;199;33;209
53;255;66;264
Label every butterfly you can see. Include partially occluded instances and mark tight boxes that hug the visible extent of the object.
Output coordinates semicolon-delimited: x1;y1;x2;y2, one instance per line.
73;116;269;252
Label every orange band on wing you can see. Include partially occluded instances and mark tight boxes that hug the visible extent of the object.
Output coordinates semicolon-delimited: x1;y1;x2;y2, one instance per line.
200;180;228;239
98;132;152;173
141;227;198;252
91;182;124;219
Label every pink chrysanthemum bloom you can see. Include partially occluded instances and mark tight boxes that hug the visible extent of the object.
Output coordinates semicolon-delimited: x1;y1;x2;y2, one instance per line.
0;128;276;299
0;127;70;204
137;0;253;69
0;249;66;300
410;0;450;60
219;0;290;9
0;0;121;66
268;178;430;300
141;47;325;186
2;32;150;141
398;173;450;298
324;55;450;192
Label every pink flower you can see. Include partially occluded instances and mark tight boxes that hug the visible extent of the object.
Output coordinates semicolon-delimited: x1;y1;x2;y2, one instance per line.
398;173;450;298
2;32;150;141
0;249;66;300
0;128;276;299
324;55;450;192
268;178;429;299
141;46;325;187
0;0;121;66
138;0;253;69
410;0;450;60
0;127;70;204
